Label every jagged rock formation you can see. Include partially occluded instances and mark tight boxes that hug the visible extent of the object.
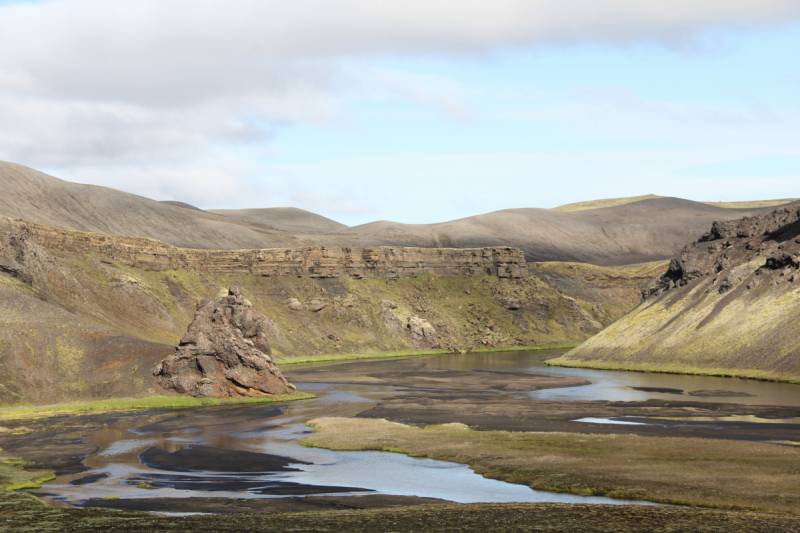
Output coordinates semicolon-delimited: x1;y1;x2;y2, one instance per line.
155;287;294;398
552;205;800;381
407;316;440;349
26;221;527;280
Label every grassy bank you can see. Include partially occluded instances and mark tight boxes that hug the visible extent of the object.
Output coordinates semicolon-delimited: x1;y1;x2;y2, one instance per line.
0;456;55;491
302;417;800;513
0;392;315;421
545;358;800;385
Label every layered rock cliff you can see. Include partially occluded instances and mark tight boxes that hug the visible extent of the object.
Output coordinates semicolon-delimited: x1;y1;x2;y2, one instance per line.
154;287;294;398
550;206;800;381
25;220;526;279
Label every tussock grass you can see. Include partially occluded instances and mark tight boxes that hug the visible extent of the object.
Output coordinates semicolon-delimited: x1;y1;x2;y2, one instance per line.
303;417;800;513
0;392;314;421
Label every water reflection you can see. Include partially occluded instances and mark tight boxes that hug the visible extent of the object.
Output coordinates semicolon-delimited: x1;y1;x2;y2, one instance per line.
37;349;800;508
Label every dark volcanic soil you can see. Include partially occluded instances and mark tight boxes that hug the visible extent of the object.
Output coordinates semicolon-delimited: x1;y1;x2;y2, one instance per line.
138;445;309;473
356;394;800;442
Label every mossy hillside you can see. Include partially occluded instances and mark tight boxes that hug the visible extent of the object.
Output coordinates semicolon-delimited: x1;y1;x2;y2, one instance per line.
4;247;654;360
551;256;800;382
0;234;661;404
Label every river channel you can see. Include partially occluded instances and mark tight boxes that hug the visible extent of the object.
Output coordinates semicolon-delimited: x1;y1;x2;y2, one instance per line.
30;349;800;511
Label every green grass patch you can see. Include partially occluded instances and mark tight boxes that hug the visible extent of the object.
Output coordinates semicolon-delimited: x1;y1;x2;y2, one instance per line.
0;456;55;491
0;392;315;421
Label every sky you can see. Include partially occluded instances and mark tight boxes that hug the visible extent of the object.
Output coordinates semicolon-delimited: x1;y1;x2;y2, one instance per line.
0;1;799;225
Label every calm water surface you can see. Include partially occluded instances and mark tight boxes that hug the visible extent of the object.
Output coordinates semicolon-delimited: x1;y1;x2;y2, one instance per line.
38;350;800;508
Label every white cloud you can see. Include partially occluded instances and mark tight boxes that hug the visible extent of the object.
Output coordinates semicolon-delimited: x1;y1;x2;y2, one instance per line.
1;0;799;218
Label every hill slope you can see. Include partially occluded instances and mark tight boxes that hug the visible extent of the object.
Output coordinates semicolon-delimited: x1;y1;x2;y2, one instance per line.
554;195;798;212
549;205;800;382
0;160;787;265
0;161;404;250
208;207;347;232
335;198;778;265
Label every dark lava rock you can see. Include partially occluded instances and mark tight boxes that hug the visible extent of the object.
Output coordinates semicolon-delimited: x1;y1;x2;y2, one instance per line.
642;205;800;299
154;286;294;398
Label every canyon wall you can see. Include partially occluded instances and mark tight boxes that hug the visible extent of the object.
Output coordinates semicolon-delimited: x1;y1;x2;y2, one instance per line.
25;220;527;279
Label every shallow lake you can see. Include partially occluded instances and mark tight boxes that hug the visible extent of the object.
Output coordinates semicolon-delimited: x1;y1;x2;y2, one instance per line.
34;350;800;508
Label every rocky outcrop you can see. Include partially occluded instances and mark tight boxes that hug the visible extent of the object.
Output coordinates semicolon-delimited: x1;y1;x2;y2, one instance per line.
408;316;440;349
642;205;800;299
554;205;800;381
154;287;294;398
24;220;527;280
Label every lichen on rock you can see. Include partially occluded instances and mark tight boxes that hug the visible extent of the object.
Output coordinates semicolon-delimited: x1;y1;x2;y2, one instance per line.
154;286;294;398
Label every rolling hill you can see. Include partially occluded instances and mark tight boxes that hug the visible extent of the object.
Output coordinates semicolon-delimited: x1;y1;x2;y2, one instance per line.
1;160;791;265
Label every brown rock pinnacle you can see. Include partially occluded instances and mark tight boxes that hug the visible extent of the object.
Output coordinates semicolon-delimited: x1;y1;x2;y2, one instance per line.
154;286;294;398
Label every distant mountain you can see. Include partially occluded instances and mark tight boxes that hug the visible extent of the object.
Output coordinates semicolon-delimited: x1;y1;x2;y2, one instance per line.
208;207;347;233
553;194;665;211
554;195;798;212
550;204;800;381
0;160;789;265
332;199;783;265
0;161;398;250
